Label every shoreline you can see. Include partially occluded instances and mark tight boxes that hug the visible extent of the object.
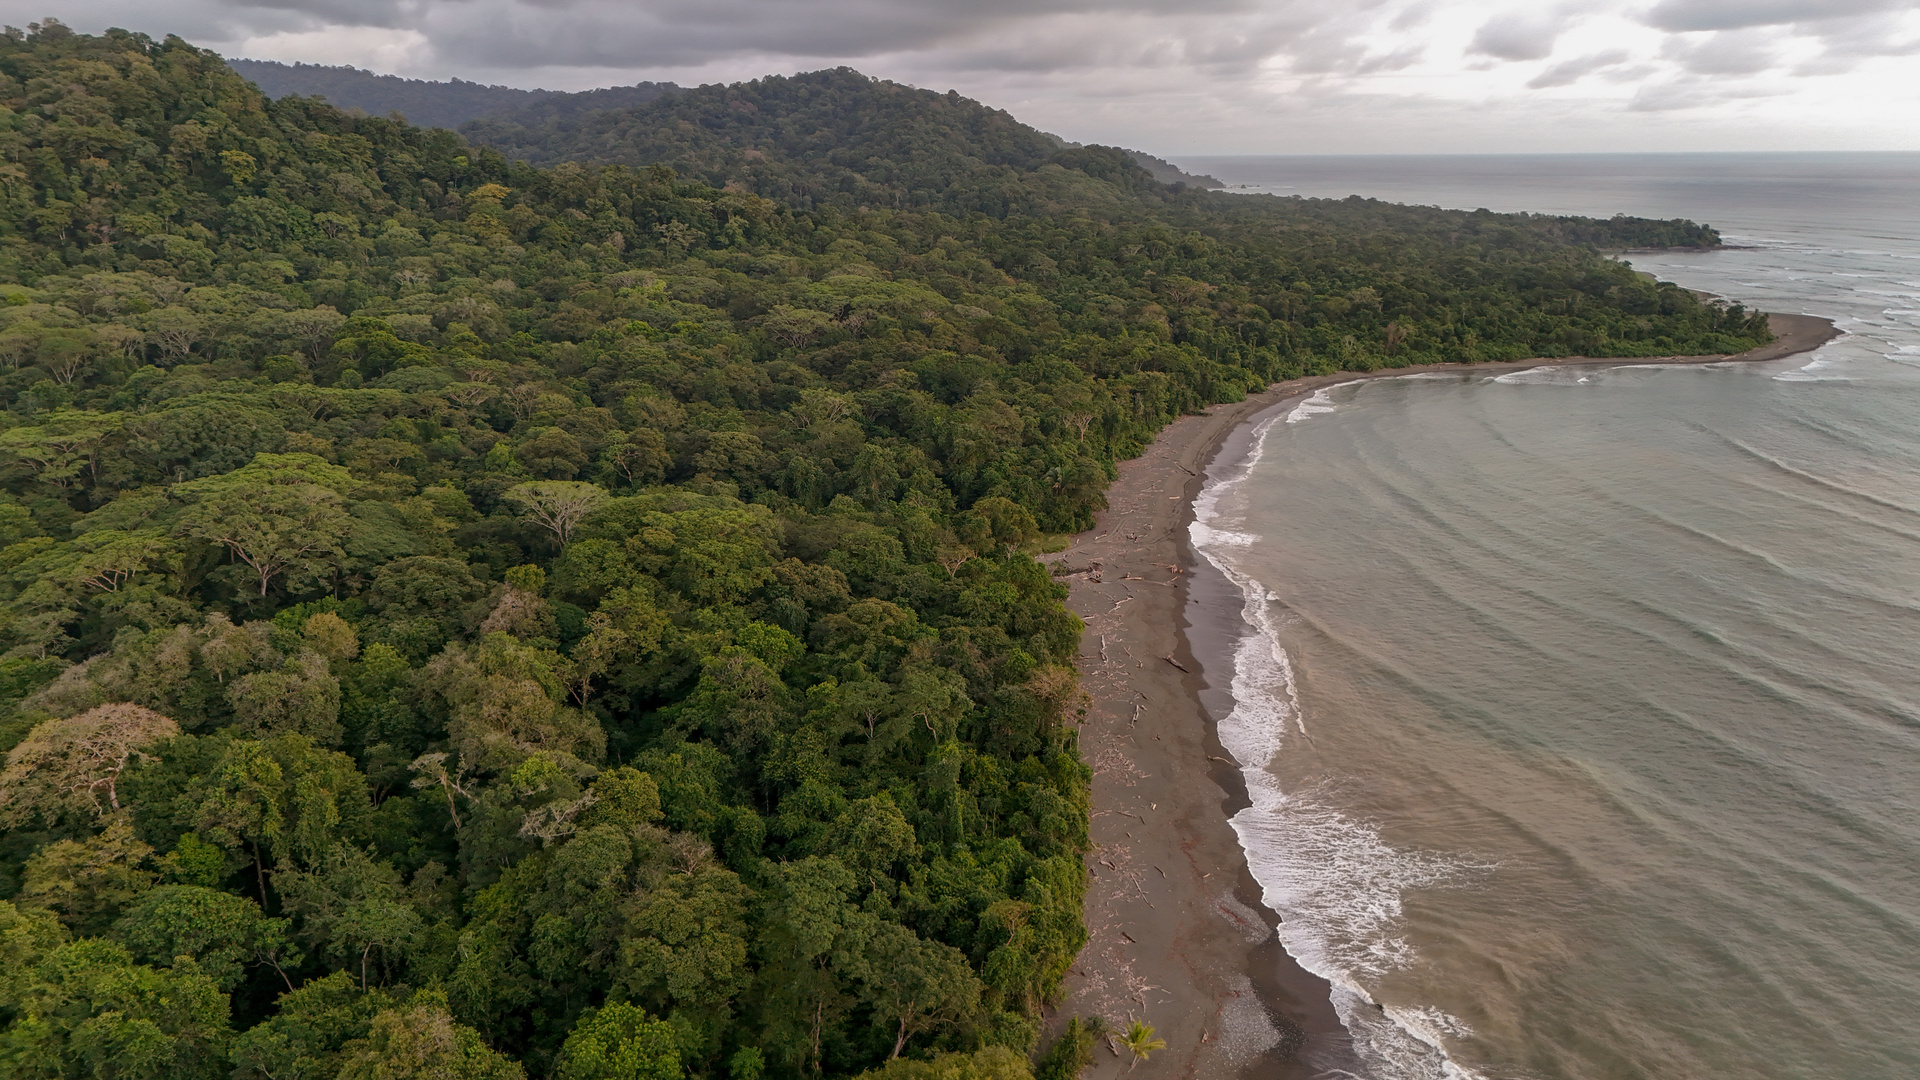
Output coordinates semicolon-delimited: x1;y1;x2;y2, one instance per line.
1047;311;1839;1078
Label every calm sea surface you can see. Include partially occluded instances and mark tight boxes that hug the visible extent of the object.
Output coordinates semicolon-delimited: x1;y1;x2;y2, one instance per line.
1183;154;1920;1079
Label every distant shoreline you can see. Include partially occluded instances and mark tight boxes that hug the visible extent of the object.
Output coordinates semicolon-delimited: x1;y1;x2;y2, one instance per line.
1049;309;1838;1078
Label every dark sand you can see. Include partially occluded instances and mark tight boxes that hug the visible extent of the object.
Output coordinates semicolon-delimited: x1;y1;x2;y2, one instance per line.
1048;312;1841;1079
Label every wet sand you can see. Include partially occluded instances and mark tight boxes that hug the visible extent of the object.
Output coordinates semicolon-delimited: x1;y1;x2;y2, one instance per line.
1047;311;1840;1078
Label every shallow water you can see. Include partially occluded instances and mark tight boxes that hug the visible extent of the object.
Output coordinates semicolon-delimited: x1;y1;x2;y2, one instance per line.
1187;154;1920;1079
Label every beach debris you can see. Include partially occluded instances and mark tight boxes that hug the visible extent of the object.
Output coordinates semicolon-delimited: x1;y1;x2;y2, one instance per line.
1120;931;1138;944
1092;748;1146;784
1161;656;1190;673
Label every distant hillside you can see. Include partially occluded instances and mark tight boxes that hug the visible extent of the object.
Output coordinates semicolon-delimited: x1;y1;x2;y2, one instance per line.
460;67;1207;213
225;58;676;129
226;60;1222;194
1105;148;1223;190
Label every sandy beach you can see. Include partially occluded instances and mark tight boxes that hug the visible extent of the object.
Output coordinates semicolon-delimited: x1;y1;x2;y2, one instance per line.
1047;311;1840;1078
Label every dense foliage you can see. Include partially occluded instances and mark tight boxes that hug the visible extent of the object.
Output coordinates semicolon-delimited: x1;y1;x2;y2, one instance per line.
0;19;1769;1080
227;60;679;132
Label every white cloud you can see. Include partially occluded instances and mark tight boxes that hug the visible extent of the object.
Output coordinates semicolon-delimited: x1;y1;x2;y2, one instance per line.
233;24;431;71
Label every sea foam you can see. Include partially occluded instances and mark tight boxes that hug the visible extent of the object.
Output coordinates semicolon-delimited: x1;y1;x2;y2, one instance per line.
1192;409;1488;1080
1490;366;1601;386
1286;380;1362;423
1774;353;1851;382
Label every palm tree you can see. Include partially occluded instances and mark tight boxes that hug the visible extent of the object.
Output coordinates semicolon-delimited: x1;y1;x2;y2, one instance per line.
1118;1020;1167;1071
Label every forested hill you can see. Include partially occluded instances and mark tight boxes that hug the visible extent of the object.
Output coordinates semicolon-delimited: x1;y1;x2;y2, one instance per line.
0;22;1767;1080
461;68;1243;213
226;59;679;130
222;61;1223;194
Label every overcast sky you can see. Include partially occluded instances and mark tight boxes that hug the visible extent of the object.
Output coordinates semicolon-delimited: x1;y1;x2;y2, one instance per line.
22;0;1920;154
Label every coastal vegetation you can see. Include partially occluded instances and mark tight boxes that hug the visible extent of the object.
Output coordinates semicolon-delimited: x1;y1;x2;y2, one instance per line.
0;19;1772;1080
1116;1022;1165;1071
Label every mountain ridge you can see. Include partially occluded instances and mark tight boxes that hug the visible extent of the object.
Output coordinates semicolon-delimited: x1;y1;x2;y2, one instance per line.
224;58;679;130
224;59;1226;192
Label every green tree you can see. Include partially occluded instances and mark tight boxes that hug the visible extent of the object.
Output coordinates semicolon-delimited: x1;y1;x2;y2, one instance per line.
849;1047;1035;1080
504;481;608;547
419;634;602;772
554;1002;681;1080
228;652;343;745
1033;1017;1099;1080
228;972;399;1080
18;813;157;934
113;884;299;991
335;992;525;1080
619;863;753;1015
852;920;983;1059
184;738;283;904
0;938;233;1080
274;845;420;989
174;454;356;596
1116;1020;1166;1071
0;410;122;488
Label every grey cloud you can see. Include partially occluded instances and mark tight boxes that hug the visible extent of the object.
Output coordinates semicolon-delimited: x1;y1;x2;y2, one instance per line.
1355;43;1425;73
416;0;1402;82
1390;2;1434;30
1790;14;1920;72
926;9;1392;81
50;0;1268;69
407;0;1081;68
40;0;1447;78
1468;15;1562;60
1643;0;1913;31
228;0;412;24
1660;29;1780;73
1526;49;1628;87
22;0;1908;156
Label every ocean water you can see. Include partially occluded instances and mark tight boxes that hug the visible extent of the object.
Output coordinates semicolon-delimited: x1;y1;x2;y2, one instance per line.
1184;154;1920;1079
